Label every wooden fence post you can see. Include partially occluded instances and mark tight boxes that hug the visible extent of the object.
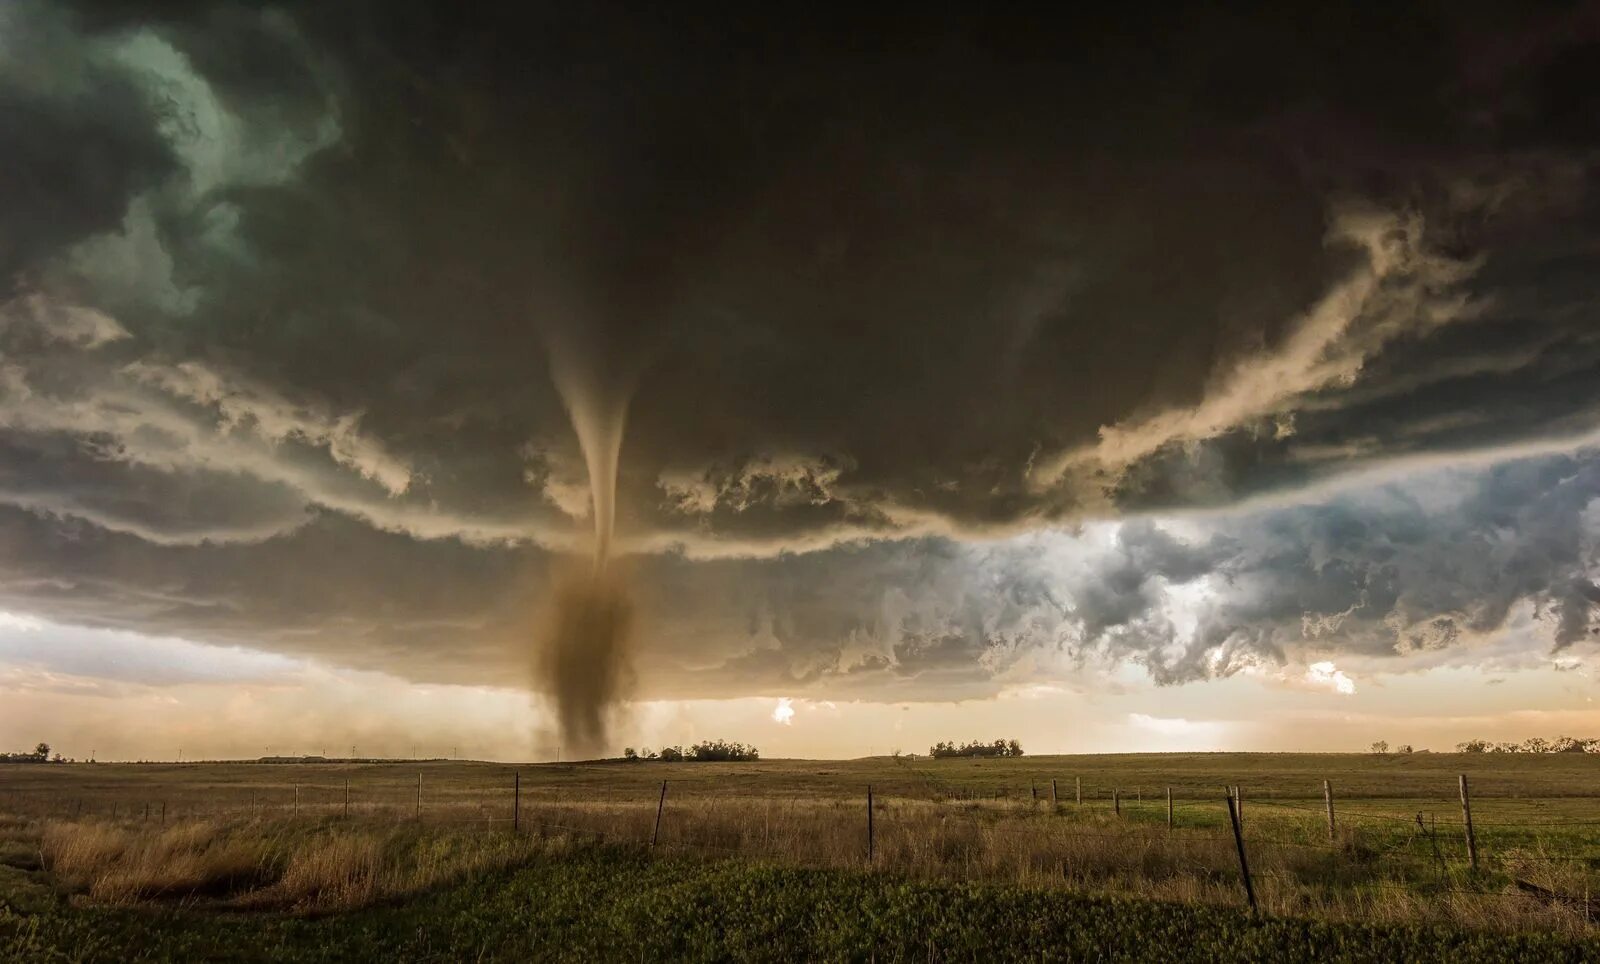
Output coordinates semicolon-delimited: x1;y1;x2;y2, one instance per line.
344;778;350;818
416;773;422;819
161;801;166;825
295;784;300;812
1051;779;1058;809
1459;774;1477;869
513;772;521;832
866;785;875;864
1113;788;1121;816
1232;786;1242;827
1323;780;1335;840
1226;791;1256;914
652;780;667;847
1075;777;1081;806
1166;787;1173;829
1031;782;1037;805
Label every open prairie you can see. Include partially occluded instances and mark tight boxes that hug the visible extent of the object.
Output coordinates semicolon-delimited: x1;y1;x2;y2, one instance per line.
6;753;1600;961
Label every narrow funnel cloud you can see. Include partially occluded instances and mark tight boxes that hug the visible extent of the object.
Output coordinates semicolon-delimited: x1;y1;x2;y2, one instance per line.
550;361;629;568
534;342;635;757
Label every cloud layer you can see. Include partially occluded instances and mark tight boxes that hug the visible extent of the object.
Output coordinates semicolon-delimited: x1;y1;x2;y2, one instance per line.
1;3;1599;703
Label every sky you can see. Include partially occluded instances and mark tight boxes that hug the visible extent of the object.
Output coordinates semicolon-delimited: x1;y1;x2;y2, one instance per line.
3;3;1600;760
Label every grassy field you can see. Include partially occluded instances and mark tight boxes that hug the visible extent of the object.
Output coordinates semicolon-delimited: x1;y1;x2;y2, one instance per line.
4;753;1600;960
8;845;1600;963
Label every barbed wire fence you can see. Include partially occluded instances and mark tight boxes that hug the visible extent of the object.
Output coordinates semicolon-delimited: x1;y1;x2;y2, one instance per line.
3;763;1599;925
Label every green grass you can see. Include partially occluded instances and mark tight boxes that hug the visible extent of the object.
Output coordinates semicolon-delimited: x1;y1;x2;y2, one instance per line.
4;845;1599;962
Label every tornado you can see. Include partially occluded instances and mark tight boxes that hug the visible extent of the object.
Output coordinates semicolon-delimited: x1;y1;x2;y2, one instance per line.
535;343;635;759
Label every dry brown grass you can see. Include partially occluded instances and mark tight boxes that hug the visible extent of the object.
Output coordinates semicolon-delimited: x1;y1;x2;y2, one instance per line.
30;816;548;912
41;820;271;902
268;833;381;907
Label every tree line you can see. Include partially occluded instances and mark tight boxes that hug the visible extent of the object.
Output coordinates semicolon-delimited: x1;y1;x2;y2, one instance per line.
623;739;760;762
929;739;1024;759
1367;737;1600;754
1455;736;1600;754
0;742;64;764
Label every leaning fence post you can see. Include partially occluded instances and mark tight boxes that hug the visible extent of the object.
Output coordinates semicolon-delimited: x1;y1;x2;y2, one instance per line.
866;785;875;863
651;780;668;847
1166;787;1173;829
1226;791;1257;914
513;772;521;832
1459;774;1477;869
1323;780;1335;840
1232;785;1242;827
1051;779;1058;809
161;801;166;825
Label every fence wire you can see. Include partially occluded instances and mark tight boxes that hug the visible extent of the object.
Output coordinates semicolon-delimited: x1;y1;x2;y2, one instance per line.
5;767;1600;923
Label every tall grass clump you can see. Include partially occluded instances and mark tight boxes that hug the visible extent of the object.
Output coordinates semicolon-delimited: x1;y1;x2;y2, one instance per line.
41;821;273;902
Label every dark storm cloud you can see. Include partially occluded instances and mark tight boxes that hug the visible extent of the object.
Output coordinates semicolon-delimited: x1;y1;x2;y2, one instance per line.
2;1;1599;698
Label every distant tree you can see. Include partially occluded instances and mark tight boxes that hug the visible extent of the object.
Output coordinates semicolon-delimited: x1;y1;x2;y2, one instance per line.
623;747;638;760
1396;744;1413;754
1007;739;1024;758
1552;736;1588;753
1493;742;1520;753
34;743;50;760
1522;737;1552;754
1369;741;1389;754
658;746;684;762
1456;740;1490;753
